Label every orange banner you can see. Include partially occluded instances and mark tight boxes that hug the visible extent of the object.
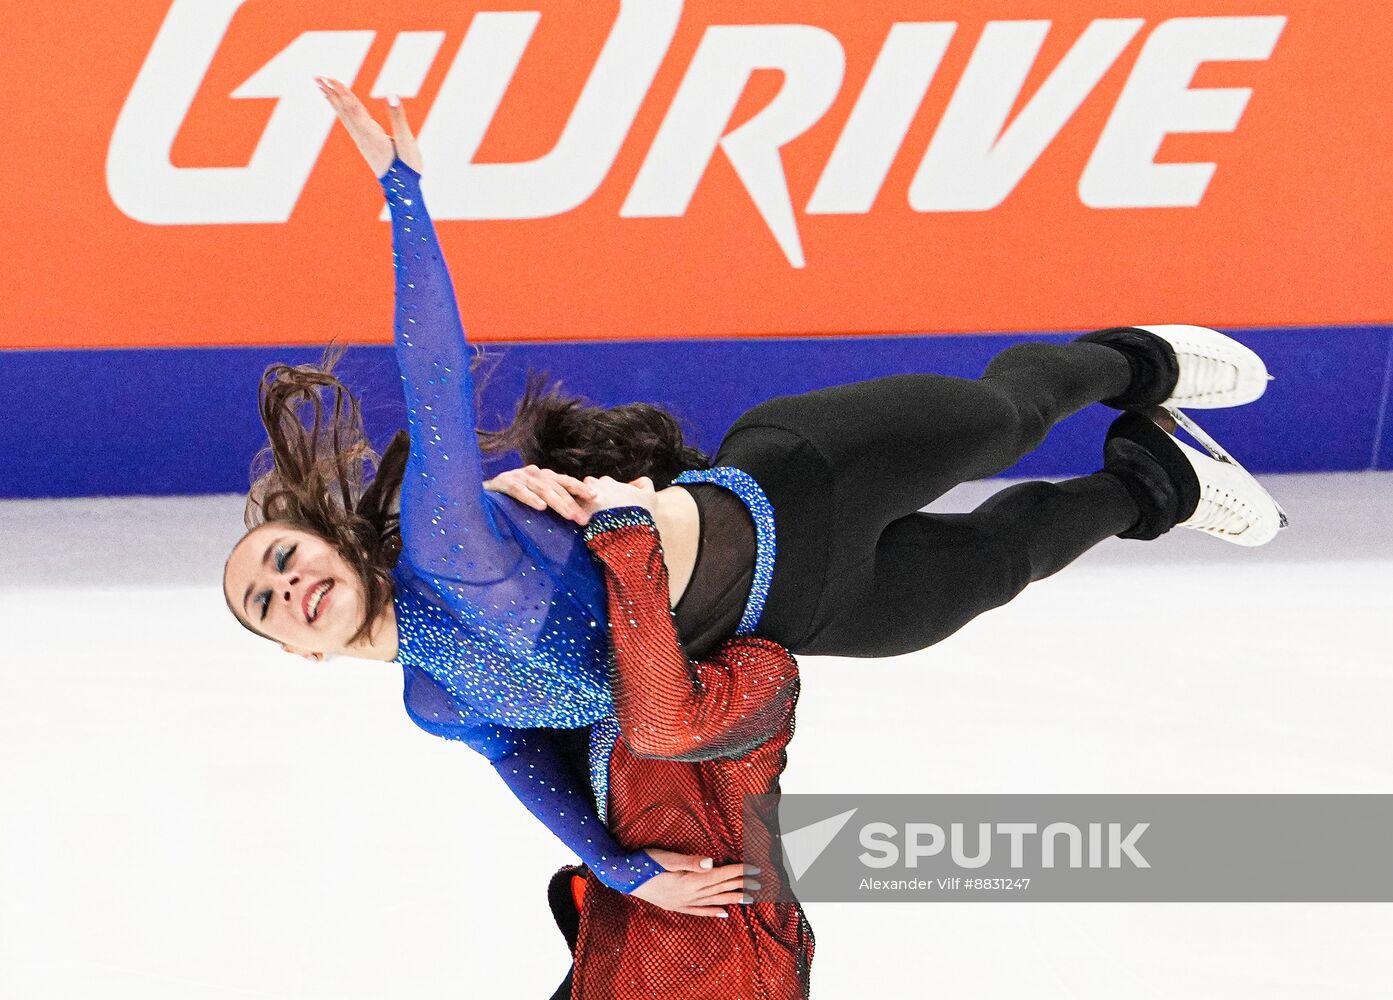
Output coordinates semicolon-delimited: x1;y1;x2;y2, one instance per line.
5;1;1391;349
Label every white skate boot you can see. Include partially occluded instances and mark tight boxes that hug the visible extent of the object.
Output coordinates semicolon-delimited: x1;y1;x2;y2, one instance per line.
1164;406;1288;544
1135;324;1272;409
1105;409;1287;547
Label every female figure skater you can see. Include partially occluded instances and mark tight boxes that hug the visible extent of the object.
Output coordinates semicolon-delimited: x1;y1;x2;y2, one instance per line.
222;80;1283;912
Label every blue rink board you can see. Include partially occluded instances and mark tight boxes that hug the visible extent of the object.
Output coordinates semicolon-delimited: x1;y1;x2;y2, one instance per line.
2;324;1389;498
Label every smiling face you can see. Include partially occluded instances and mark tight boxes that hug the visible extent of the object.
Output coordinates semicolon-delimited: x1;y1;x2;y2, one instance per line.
222;521;367;657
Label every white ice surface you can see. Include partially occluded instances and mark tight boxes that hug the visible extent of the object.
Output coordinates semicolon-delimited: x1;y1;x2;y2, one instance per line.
2;473;1391;999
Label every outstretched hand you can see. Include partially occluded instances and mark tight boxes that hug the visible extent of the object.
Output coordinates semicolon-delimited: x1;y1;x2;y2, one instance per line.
314;76;423;178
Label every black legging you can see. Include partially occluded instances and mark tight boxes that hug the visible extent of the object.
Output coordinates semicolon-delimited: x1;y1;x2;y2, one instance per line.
717;340;1140;657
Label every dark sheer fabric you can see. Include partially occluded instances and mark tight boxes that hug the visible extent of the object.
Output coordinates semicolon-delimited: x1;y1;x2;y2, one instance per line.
584;506;797;764
671;483;757;662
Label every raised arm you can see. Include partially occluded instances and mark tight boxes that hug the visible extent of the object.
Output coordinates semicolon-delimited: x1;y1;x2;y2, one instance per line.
378;159;522;578
314;77;516;580
582;506;799;761
402;665;661;893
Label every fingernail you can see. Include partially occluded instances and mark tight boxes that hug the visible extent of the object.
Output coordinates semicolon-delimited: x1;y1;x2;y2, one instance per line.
716;912;729;918
740;895;754;904
700;858;713;870
387;94;401;107
748;867;761;875
748;882;762;891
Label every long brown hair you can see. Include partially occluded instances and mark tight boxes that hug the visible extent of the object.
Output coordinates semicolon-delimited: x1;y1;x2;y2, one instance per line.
242;344;711;641
477;369;712;490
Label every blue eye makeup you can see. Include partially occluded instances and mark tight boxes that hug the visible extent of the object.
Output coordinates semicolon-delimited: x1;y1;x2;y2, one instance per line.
257;543;299;620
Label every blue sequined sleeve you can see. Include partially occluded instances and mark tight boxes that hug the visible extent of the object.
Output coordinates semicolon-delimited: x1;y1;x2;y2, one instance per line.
403;665;661;892
378;162;658;892
378;158;516;582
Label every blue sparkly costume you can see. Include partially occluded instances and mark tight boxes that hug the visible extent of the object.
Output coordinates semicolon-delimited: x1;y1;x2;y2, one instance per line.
378;159;775;893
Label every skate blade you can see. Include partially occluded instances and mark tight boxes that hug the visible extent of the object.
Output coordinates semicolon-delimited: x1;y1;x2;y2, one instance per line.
1163;406;1290;529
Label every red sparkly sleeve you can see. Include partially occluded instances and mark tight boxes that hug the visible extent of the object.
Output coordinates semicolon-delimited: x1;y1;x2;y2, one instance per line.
583;506;799;762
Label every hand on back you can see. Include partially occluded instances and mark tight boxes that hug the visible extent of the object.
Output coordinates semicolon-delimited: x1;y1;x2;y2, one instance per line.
579;475;658;517
632;848;760;918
